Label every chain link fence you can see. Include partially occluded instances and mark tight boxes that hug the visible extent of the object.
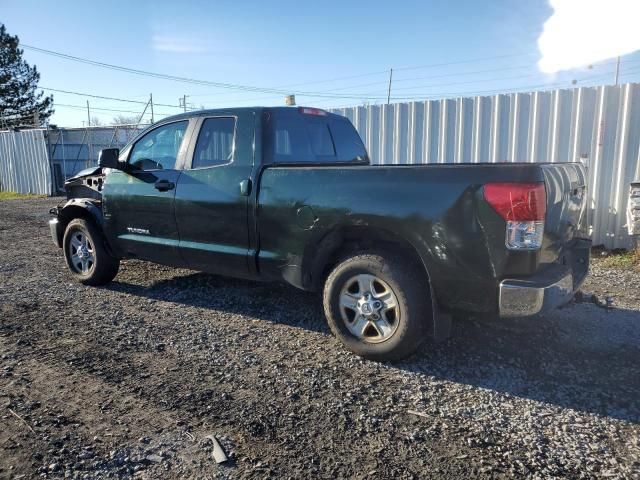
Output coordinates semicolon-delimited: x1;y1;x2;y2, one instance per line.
47;124;148;192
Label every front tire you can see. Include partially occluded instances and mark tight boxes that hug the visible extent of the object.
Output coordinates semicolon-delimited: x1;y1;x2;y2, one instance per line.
63;218;119;286
323;253;430;361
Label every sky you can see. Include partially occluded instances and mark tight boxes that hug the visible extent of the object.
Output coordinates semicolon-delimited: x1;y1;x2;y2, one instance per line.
2;0;640;127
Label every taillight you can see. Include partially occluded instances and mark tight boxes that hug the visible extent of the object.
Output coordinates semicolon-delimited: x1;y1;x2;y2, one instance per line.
298;107;328;116
484;182;546;250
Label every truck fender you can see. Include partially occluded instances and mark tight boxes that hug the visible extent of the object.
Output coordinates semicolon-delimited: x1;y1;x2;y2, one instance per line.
50;198;105;249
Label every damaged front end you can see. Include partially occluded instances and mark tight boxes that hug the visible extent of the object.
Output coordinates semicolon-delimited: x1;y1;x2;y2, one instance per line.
63;166;106;200
48;167;106;248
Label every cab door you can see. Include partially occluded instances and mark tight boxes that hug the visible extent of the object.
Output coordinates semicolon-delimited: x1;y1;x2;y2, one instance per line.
173;112;255;278
103;119;194;266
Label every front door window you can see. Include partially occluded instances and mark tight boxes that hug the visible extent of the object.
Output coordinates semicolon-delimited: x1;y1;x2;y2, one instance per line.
129;121;188;170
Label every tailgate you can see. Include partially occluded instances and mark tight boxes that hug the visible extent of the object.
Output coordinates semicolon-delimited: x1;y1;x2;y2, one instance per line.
541;163;589;256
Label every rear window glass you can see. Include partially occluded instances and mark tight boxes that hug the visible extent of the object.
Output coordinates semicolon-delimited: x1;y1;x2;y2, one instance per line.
331;118;367;162
264;110;366;164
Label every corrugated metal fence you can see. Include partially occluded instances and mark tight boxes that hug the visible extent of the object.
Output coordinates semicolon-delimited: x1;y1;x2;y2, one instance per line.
0;129;51;195
331;83;640;249
0;125;146;196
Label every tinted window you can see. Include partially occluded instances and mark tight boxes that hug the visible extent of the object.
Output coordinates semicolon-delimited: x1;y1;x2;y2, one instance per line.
307;122;335;156
270;117;315;162
330;118;367;161
192;117;236;168
129;121;188;170
265;111;367;164
267;115;336;163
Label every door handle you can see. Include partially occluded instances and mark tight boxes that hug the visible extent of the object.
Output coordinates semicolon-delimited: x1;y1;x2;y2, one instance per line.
154;179;175;192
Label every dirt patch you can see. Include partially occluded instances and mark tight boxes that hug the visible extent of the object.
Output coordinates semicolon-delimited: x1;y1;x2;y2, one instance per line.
1;198;639;479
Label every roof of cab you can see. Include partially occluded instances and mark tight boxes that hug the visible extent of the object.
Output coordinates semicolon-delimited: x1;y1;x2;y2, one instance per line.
156;106;341;124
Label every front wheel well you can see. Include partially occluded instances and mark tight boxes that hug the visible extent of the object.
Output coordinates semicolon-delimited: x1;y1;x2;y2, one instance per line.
56;204;102;247
58;205;95;230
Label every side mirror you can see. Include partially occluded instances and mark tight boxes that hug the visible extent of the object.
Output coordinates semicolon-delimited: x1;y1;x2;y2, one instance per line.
98;148;121;169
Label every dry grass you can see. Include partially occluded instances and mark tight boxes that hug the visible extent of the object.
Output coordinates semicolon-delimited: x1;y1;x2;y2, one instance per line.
0;191;46;200
594;248;640;272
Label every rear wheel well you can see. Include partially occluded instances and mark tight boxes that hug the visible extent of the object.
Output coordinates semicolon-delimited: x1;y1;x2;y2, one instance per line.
309;226;431;292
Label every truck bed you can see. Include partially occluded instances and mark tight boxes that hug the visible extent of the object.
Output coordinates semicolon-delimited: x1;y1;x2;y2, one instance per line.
257;162;589;314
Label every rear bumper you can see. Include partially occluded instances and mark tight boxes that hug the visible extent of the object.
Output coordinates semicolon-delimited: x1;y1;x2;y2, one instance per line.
498;238;590;317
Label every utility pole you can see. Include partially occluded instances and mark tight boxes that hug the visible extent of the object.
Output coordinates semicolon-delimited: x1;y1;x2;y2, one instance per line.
150;93;155;124
86;100;91;126
615;56;621;86
183;95;187;112
386;68;393;105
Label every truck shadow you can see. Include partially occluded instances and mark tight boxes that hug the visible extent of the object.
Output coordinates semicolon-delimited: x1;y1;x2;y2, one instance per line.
109;272;640;424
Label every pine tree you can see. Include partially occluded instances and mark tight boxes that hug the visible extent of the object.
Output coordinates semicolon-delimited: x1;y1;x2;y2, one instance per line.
0;23;53;129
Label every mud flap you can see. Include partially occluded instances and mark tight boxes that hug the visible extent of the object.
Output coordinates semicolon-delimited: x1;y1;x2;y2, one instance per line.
430;285;452;342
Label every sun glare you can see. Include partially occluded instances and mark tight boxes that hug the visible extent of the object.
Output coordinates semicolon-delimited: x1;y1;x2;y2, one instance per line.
538;0;640;73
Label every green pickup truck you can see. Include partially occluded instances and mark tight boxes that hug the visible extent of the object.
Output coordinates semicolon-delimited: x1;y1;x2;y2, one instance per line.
49;106;591;360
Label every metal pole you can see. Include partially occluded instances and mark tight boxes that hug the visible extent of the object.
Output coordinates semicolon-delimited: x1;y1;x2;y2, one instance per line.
150;93;154;124
45;123;54;194
61;131;66;180
183;94;187;112
86;100;91;126
136;99;149;126
109;125;118;147
387;68;393;105
615;56;621;85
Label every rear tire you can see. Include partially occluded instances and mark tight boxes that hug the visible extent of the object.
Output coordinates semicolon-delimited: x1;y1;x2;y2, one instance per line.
63;218;119;286
323;253;430;361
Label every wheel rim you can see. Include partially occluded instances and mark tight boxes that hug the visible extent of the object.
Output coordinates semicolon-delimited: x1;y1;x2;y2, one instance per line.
68;231;95;274
339;273;400;344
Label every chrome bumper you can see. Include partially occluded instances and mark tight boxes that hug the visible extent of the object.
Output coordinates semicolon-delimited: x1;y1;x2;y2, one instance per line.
499;272;574;317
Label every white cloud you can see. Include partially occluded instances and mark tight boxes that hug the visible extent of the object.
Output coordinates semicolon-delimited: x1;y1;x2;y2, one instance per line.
152;35;209;54
538;0;640;73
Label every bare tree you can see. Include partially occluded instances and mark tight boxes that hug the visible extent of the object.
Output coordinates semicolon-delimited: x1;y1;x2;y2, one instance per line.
111;114;138;126
89;116;104;126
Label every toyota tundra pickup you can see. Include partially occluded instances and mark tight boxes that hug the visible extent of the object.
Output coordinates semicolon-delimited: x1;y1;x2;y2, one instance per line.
49;106;591;360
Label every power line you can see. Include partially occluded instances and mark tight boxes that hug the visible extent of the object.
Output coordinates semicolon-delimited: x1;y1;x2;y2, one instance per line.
53;102;175;116
136;57;637;103
52;65;640;117
42;60;635;113
190;52;539;95
392;52;537;72
25;43;640;118
40;86;185;109
20;43;546;101
303;57;635;98
313;70;630;109
21;44;312;96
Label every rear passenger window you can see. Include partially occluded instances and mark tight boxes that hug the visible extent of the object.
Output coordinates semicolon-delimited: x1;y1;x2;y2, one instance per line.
191;117;235;168
265;110;367;164
270;117;335;162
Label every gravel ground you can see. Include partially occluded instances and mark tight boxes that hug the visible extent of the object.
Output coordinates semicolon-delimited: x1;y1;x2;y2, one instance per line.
1;197;639;479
